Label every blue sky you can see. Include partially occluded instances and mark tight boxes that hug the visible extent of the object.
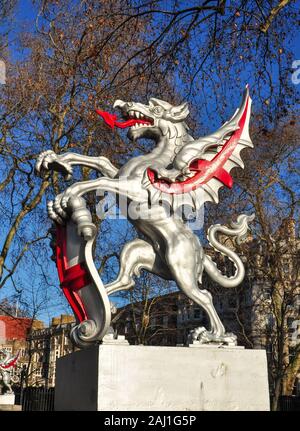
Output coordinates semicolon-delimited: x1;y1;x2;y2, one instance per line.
1;0;299;324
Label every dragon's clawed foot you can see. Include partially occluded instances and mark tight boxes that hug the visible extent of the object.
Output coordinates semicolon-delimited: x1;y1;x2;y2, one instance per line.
47;186;77;223
35;150;73;180
47;192;71;225
47;200;64;225
48;193;96;240
188;327;237;347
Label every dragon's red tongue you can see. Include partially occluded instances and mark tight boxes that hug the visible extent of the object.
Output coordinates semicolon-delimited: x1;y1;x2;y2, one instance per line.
95;110;118;129
96;109;151;129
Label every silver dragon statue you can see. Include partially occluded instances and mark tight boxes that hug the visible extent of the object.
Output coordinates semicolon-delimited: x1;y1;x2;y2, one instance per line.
0;349;19;394
35;86;254;348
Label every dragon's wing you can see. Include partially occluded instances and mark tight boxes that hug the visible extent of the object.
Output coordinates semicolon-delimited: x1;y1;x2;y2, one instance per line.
147;86;252;212
0;351;19;369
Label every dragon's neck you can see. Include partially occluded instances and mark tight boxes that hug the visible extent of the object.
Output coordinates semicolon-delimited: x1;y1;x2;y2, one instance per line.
149;123;192;166
150;137;176;164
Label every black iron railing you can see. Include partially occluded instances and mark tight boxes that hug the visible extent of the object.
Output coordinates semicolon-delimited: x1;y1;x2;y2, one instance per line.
279;396;300;411
14;386;55;411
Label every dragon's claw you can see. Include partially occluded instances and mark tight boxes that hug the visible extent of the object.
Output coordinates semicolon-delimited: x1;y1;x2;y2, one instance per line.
188;327;237;346
53;196;68;219
47;200;64;225
35;150;73;179
61;195;71;210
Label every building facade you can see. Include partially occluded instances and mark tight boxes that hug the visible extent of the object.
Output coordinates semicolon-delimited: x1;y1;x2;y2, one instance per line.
25;315;76;387
0;315;44;384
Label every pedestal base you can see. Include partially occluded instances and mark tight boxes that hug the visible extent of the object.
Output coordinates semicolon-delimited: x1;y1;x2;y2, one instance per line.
55;344;270;411
0;394;15;405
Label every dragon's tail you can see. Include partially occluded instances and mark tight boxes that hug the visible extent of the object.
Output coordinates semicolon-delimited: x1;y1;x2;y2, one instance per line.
203;213;255;288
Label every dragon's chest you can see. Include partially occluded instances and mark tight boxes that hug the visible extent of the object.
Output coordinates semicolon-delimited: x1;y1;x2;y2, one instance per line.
117;156;145;176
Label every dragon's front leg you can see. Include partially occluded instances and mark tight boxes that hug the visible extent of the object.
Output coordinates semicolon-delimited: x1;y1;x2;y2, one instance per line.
48;176;147;228
36;150;119;179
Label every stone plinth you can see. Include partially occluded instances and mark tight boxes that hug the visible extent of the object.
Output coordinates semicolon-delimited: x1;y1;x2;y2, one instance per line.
55;344;270;411
0;393;15;405
0;404;21;411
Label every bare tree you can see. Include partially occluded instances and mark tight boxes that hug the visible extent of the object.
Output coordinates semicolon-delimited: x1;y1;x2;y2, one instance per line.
0;1;298;408
0;0;168;289
1;0;297;294
203;119;300;410
0;1;16;52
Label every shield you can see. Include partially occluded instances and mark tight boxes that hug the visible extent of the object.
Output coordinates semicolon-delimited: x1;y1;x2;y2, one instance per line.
53;203;111;348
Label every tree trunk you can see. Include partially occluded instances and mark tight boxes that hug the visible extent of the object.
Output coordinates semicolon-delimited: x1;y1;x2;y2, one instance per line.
272;377;283;411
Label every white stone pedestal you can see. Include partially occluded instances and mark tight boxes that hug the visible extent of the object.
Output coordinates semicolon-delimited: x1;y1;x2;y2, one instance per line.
0;393;15;405
55;344;270;411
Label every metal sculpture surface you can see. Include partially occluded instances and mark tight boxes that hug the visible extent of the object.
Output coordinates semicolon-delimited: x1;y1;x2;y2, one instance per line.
0;349;19;394
36;86;254;348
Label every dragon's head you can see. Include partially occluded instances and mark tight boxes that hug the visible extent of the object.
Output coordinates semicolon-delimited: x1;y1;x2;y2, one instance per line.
96;98;189;141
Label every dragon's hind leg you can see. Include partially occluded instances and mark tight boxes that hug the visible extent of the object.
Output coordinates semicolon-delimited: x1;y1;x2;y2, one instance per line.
186;288;237;346
165;236;236;346
3;374;13;394
105;238;171;295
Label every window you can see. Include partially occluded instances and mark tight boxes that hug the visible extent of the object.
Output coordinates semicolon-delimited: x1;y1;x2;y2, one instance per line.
263;289;271;300
266;314;275;329
194;308;201;319
287;317;295;329
228;295;237;309
187;307;193;320
266;343;273;354
182;307;188;321
177;311;182;323
280;256;290;273
163;316;168;328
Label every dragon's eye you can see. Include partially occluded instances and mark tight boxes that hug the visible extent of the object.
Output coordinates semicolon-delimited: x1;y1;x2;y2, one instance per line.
151;106;163;115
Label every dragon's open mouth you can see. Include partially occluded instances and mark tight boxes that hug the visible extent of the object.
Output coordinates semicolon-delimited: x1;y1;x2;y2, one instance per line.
96;109;153;130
